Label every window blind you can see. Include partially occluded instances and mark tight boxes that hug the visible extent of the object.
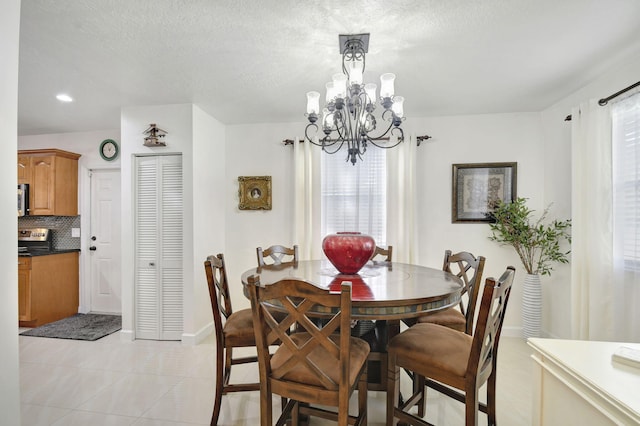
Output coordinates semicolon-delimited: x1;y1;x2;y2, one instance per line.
321;147;387;245
612;92;640;271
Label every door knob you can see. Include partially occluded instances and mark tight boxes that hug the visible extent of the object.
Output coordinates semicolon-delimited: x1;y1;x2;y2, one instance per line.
89;246;97;251
91;236;97;241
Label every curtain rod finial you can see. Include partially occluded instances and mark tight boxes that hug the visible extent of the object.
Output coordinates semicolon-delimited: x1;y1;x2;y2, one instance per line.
416;135;432;146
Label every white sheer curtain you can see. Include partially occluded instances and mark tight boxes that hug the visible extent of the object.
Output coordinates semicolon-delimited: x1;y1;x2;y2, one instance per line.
612;92;640;342
320;146;387;245
293;137;322;260
570;100;614;341
386;134;418;264
294;134;417;263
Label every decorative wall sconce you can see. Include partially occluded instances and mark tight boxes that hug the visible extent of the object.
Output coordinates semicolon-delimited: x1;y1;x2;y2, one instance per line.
143;123;167;146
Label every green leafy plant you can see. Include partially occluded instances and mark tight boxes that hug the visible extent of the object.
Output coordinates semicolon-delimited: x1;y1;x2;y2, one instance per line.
488;197;571;276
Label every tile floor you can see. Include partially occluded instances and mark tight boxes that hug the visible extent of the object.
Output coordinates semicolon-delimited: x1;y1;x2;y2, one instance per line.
19;329;532;425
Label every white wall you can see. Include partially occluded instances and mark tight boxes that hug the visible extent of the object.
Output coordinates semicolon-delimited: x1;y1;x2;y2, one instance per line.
224;122;302;310
0;0;22;423
15;51;639;343
18;106;224;344
188;105;226;342
119;104;225;342
120;104;196;340
407;113;545;334
222;116;547;337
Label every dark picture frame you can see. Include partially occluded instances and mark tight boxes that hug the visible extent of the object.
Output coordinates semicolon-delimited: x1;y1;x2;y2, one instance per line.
452;162;517;223
238;176;272;210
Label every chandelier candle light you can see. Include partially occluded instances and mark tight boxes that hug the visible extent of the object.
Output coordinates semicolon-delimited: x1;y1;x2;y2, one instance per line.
305;33;405;165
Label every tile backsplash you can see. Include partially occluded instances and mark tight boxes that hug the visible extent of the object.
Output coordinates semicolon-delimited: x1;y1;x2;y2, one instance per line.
18;216;81;250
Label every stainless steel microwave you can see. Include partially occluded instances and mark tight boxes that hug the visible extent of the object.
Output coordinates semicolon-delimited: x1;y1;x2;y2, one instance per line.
18;184;29;216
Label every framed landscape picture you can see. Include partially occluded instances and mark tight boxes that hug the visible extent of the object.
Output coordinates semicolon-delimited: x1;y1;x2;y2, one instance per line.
452;162;517;223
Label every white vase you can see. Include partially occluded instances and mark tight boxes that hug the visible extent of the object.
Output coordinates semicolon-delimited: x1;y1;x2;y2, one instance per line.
522;274;542;339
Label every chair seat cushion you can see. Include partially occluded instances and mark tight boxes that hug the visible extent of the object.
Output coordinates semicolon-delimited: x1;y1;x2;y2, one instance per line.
416;307;466;332
271;332;370;389
388;323;472;385
223;308;256;347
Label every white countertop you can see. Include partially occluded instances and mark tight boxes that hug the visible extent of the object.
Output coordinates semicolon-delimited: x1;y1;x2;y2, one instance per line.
528;338;640;420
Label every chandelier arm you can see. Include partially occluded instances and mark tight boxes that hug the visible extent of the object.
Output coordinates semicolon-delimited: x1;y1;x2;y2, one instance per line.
305;123;341;149
320;137;347;154
362;119;395;144
304;123;324;147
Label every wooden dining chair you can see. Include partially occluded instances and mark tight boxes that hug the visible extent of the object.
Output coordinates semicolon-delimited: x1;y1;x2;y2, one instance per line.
247;275;370;426
386;266;515;426
406;250;486;334
370;245;393;262
256;244;299;267
204;253;260;426
405;250;486;416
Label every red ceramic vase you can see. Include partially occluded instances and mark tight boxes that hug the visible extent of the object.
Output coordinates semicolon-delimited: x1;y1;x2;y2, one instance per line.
322;232;375;275
328;275;375;300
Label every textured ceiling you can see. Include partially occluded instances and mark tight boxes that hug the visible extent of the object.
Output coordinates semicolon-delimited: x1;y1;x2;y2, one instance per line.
17;0;640;135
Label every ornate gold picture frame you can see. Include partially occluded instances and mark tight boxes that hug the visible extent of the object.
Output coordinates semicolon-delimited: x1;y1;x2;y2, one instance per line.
238;176;272;210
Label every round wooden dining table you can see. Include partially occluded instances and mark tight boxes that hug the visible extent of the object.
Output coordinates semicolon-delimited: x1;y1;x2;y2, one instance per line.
241;259;463;391
241;259;463;321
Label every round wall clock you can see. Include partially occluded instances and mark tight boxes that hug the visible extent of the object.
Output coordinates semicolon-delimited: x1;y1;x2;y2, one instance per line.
99;139;119;161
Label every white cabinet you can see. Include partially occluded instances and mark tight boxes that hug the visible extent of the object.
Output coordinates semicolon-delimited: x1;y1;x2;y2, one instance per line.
529;338;640;426
134;155;183;340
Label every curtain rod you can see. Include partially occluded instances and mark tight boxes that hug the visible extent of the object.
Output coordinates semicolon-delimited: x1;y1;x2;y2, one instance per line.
564;79;640;121
283;135;432;146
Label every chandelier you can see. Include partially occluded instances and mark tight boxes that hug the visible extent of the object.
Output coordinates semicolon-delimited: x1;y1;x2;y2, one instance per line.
304;33;405;165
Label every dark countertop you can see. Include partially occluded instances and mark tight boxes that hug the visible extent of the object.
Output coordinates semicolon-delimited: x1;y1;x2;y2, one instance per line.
18;249;81;257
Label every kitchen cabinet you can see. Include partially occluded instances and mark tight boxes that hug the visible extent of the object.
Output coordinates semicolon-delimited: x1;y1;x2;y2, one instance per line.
17;149;81;216
18;257;31;321
18;252;80;327
17;154;31;185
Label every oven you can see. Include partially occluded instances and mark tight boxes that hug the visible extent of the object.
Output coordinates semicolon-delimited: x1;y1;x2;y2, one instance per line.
18;228;52;256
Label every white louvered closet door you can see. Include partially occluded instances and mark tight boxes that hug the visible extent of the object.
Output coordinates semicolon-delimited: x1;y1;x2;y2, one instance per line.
134;154;183;340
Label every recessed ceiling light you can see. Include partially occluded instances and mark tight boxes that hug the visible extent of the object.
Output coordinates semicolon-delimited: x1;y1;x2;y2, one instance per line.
56;94;73;102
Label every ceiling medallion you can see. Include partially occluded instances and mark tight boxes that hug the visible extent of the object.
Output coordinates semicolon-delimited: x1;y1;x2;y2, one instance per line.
304;33;405;165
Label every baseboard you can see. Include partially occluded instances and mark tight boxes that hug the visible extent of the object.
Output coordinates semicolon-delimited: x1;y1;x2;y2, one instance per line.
502;325;557;339
119;329;135;342
501;325;523;338
181;321;214;346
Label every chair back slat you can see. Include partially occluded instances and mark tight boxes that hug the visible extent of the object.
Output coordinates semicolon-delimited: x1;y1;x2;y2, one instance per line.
466;266;515;380
370;245;393;262
442;250;486;334
248;275;353;392
204;253;233;324
257;244;299;266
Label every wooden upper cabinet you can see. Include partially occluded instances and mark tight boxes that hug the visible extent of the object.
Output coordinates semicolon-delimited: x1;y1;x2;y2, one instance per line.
18;149;81;216
18;154;31;184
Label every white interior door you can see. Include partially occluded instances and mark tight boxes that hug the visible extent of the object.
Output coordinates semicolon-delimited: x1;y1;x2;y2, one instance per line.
89;169;122;313
134;155;183;340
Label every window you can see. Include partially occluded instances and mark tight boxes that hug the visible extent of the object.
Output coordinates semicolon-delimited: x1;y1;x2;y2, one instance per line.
612;92;640;271
321;147;387;245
